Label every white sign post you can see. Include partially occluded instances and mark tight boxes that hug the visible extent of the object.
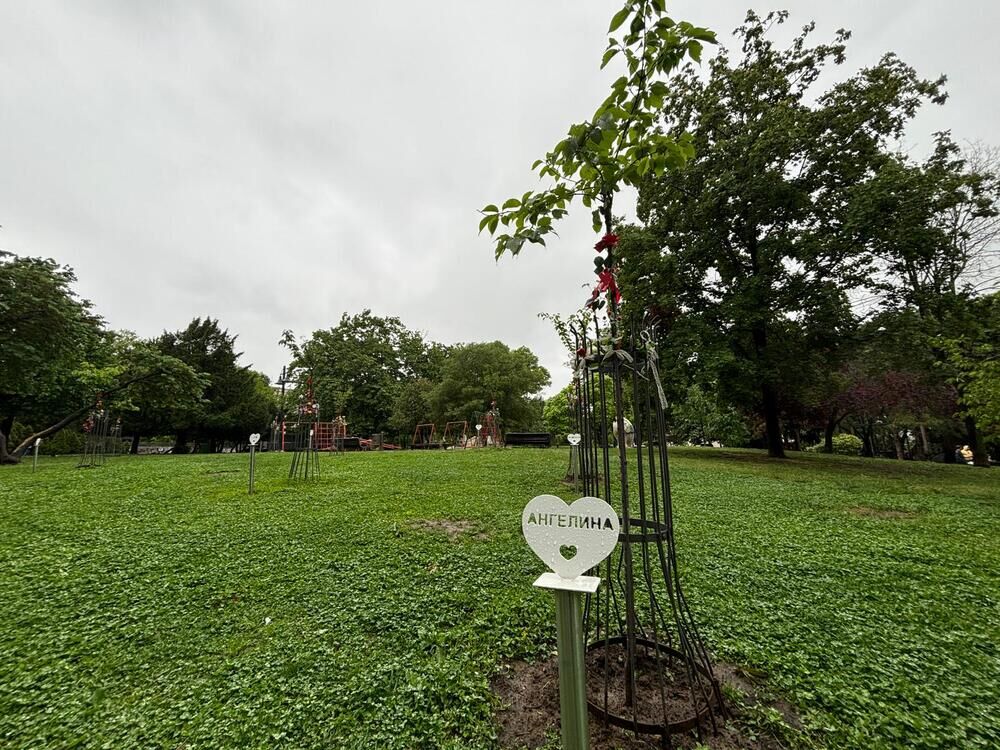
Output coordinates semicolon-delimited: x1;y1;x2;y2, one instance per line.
248;433;260;494
32;438;41;473
523;494;619;750
566;434;582;489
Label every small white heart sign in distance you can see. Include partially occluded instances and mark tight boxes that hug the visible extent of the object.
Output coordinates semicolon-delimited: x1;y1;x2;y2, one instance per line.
475;423;483;431
567;433;582;446
522;495;619;579
248;433;260;446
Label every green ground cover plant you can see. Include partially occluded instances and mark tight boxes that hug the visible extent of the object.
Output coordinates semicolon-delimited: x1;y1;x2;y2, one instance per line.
0;449;996;749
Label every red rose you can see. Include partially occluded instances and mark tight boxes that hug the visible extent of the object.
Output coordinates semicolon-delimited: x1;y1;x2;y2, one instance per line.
594;233;619;252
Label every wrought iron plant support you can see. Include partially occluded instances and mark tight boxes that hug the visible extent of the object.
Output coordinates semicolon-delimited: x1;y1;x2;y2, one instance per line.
287;376;321;481
572;318;725;748
78;404;111;468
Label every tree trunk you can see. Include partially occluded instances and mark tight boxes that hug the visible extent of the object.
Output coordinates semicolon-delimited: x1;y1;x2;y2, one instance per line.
860;421;875;457
0;415;16;464
0;432;13;465
942;434;957;464
965;416;990;468
823;417;836;454
173;430;188;454
761;383;785;458
130;433;141;455
918;424;931;460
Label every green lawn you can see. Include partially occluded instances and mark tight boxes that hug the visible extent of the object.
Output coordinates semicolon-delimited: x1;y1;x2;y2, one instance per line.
0;449;997;749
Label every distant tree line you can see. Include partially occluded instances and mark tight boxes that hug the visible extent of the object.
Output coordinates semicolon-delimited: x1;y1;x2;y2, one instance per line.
279;311;551;442
0;257;551;460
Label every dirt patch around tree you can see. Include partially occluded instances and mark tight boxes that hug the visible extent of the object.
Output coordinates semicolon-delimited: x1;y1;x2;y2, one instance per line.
847;506;919;520
493;651;800;750
408;518;490;541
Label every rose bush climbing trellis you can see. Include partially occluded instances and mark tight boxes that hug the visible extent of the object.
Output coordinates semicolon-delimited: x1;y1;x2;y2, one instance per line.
481;3;729;745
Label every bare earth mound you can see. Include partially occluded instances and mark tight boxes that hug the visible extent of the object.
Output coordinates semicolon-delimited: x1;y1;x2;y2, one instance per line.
493;655;799;749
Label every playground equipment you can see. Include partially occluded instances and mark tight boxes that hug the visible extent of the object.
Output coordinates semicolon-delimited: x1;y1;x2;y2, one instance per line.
411;423;440;449
441;421;468;448
313;416;348;451
478;401;503;447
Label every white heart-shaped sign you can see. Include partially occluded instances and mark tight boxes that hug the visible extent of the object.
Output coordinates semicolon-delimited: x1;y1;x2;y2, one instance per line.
522;495;619;579
475;424;483;431
248;433;260;446
567;433;581;446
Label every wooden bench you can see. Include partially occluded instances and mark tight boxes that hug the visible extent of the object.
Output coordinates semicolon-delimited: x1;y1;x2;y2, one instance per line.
504;432;552;448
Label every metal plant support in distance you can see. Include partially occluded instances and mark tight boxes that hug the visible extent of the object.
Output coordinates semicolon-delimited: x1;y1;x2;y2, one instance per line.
78;403;112;468
572;318;725;748
287;380;320;480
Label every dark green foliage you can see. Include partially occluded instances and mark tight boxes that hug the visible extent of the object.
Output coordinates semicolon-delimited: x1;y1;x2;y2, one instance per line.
480;2;715;257
0;253;103;460
0;252;101;400
619;11;946;457
283;311;442;437
670;384;749;446
429;342;550;431
0;450;997;748
542;384;575;444
388;378;435;439
155;318;274;451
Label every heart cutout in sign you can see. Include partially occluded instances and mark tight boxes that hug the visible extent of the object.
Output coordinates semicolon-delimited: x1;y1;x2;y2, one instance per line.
248;433;260;446
560;544;578;561
522;494;619;579
567;433;581;446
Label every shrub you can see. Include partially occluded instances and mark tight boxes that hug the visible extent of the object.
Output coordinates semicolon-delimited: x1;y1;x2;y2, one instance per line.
831;433;863;456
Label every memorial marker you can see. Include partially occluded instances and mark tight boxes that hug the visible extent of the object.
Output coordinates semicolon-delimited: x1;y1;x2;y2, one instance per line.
32;438;41;473
248;433;260;494
523;493;618;750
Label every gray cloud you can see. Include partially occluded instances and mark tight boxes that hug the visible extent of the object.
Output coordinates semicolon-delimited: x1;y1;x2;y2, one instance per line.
2;1;996;394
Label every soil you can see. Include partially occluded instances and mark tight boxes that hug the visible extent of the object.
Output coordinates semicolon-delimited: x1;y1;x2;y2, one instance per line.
493;650;799;750
848;506;918;519
409;518;490;541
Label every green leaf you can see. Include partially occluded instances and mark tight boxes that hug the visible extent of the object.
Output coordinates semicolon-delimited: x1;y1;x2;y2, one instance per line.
608;7;630;33
601;48;619;69
478;215;491;233
482;204;498;214
502;198;521;209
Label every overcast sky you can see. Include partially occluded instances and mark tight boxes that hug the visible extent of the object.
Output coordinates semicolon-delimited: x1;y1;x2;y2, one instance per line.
2;1;997;395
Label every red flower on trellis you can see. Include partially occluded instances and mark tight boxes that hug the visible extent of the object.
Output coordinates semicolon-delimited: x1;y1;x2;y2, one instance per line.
594;233;619;252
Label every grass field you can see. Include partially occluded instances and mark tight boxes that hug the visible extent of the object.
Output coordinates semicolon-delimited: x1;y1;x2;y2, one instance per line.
0;448;997;749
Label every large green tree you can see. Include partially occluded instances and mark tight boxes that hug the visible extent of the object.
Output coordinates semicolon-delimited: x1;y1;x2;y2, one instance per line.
157;318;273;452
430;342;550;431
282;311;443;437
1;253;205;463
618;11;946;457
849;135;1000;465
0;252;102;461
